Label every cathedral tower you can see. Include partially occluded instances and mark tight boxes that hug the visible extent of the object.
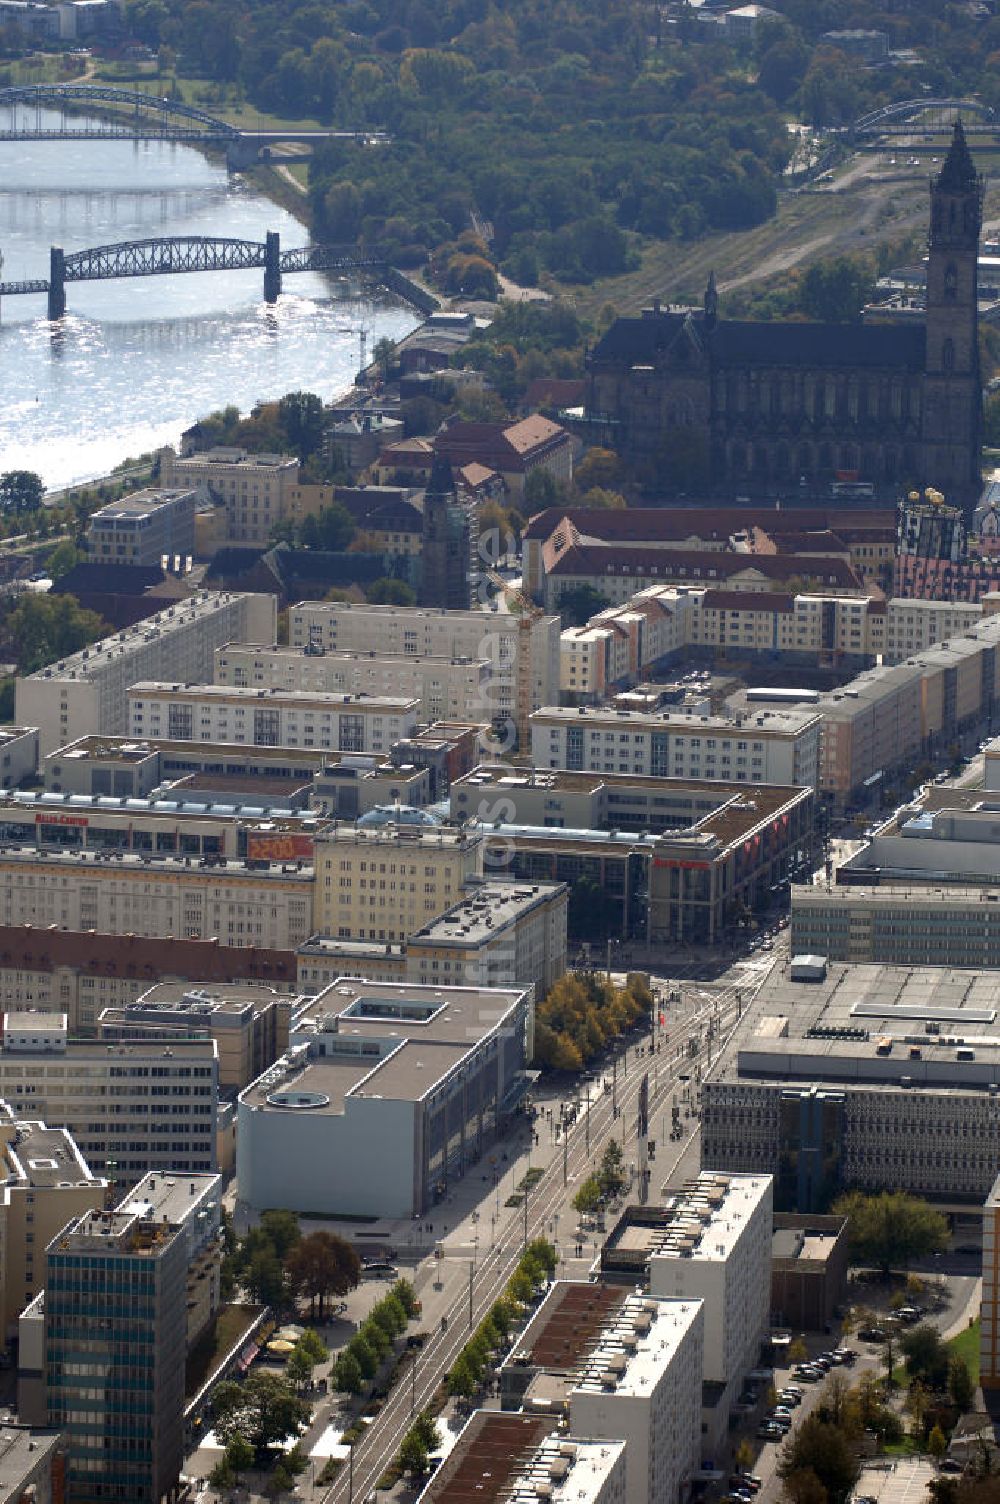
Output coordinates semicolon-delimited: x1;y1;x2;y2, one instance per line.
921;119;983;508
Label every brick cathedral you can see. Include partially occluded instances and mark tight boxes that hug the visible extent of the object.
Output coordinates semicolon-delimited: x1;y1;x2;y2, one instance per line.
586;122;984;510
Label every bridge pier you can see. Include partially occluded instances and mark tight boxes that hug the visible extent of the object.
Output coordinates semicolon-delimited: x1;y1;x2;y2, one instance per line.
264;231;281;304
47;246;65;321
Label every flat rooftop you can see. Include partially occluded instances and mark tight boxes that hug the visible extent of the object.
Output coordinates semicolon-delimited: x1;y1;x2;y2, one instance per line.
297;935;406;960
90;488;195;521
119;1169;220;1228
219;644;489;670
771;1227;841;1262
5;1121;100;1189
128;682;419;713
0;844;314;879
124;981;289;1014
710;961;1000;1094
410;881;565;947
0;1426;64;1497
515;1282;627;1369
530;704;820;733
22;592;256;682
418;1415;624;1504
0;789;322;828
47;735;330;768
416;1413;551;1504
244;978;529;1111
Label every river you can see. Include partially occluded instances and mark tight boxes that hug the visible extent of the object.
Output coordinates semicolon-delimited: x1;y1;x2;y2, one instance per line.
0;119;420;489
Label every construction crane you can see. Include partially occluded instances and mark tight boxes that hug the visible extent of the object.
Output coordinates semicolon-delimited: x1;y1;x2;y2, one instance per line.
484;566;544;751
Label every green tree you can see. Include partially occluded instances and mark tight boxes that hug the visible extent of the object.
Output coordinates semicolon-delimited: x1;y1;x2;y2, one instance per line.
366;577;416;605
4;592;106;675
212;1372;310;1454
373;336;396;380
392;1278;418;1318
0;470;44;516
949;1354;975;1412
831;1191;948;1274
900;1325;949;1391
333;1350;363;1394
348;1333;378;1379
245;1250;287;1308
447;1351;478;1397
572;1176;603;1215
278;391;326;461
597;1140;627;1200
557;584;610;627
286;1347;313;1390
928;1424;948;1459
299;504;355;552
399;1429;429;1476
285;1231;360;1318
778;1417;860;1504
45;540;79;580
299;1329;329;1365
225;1432;254;1481
208;1457;236;1491
800;257;874;324
259;1210;301;1261
413;1411;441;1452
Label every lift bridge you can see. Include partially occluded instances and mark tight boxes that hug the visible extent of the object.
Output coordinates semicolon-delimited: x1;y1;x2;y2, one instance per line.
0;233;388;320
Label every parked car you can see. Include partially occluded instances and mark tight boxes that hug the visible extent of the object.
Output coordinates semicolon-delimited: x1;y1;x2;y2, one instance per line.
362;1261;399;1279
858;1326;887;1342
756;1424;783;1441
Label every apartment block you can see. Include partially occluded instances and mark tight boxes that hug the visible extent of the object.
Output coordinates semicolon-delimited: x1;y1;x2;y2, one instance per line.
530;704;821;789
0;1424;66;1504
500;1282;704;1504
417;1414;626;1504
884;598;984;662
239;977;533;1217
702;962;1000;1205
36;1172;221;1504
290;601;562;722
98;981;291;1091
214;642;491;724
15;591;277;753
0;1013;217;1185
648;1173;773;1392
86;487;197;567
0;1111;105;1342
791;883;1000;967
128;681;419;755
312;822;482;942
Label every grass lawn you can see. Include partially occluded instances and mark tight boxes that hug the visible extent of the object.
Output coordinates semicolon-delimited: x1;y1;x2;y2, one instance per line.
185;1303;263;1400
948;1319;980;1385
884;1437;922;1457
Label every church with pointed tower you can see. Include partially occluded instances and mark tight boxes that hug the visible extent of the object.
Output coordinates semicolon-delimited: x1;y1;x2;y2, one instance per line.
586;121;984;510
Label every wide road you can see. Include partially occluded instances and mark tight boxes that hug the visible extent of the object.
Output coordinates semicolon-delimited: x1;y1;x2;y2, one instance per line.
319;952;779;1504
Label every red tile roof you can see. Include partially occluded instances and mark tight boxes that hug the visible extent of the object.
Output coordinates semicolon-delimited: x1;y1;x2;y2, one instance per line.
523;504;894;542
548;542;865;590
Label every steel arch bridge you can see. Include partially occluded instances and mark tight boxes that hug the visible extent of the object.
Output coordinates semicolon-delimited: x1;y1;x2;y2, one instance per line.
0;83;388;165
0;83;241;139
853;97;996;138
0;232;389;319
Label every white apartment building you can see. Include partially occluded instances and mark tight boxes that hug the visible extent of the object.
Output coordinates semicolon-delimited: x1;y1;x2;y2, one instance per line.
16;592;276;753
86;487;197;567
503;1283;704;1504
160;446;332;544
0;1012;217;1184
570;1296;704;1504
127;682;419;755
884;599;983;662
649;1171;772;1440
290;601;562;722
214;643;491;724
0;845;314;949
312;822;482;941
530;705;820;788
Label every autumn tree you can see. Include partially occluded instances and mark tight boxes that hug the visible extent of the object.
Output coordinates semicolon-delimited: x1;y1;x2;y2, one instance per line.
285;1231;360;1318
778;1417;859;1504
